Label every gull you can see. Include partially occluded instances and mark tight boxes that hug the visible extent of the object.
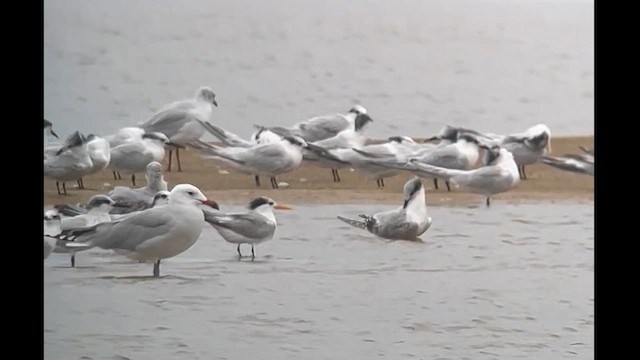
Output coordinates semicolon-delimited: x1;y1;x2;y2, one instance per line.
303;112;374;182
105;127;146;180
192;136;342;189
107;161;169;214
497;124;552;180
109;132;181;187
73;134;111;190
53;195;124;267
369;133;487;191
337;177;432;240
203;196;293;260
43;118;59;143
305;135;416;187
198;120;281;148
54;184;219;277
540;148;594;176
262;105;368;142
44;131;93;195
196;120;282;187
44;210;92;260
139;86;218;172
409;145;520;207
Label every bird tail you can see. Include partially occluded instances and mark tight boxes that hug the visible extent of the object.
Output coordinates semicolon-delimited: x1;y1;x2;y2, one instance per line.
191;140;247;165
337;215;370;230
408;160;463;181
197;120;252;148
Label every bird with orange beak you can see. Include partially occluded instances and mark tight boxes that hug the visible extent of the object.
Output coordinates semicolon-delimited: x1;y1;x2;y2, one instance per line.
202;196;293;260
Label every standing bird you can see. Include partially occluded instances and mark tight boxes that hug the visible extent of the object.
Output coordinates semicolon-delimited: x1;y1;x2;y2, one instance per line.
196;121;282;187
109;132;180;187
44;131;93;195
193;136;341;189
498;124;552;180
260;105;367;143
337;177;432;241
75;134;111;190
107;161;169;214
54;184;219;277
139;86;218;172
54;195;123;267
203;196;293;260
409;146;520;207
43;119;59;143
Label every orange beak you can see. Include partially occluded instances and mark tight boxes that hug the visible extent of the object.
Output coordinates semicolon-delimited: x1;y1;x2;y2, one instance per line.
274;203;294;210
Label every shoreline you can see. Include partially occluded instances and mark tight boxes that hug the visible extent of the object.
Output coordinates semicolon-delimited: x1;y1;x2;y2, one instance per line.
44;135;594;207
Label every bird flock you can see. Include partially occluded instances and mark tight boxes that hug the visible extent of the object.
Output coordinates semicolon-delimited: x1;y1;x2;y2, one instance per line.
44;85;594;277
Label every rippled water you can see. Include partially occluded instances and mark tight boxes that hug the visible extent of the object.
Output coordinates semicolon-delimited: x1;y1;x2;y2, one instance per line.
44;0;594;139
44;202;594;359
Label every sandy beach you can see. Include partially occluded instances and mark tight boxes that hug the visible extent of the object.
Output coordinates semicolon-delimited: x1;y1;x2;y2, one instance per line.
43;135;594;207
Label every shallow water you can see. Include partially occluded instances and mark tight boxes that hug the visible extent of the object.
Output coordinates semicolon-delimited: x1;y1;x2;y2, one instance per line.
44;0;594;139
44;202;594;359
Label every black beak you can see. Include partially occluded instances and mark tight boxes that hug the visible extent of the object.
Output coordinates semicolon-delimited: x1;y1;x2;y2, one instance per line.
403;199;409;209
213;99;218;107
111;202;129;208
51;130;59;139
166;142;186;149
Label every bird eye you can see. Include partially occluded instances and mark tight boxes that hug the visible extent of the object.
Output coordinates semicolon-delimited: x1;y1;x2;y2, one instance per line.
269;202;274;205
187;191;195;195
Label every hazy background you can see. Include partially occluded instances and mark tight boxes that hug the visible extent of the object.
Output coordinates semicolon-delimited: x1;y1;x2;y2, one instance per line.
44;0;594;140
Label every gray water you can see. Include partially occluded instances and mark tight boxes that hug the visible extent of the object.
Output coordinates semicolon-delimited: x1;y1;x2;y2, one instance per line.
44;202;594;359
44;0;594;140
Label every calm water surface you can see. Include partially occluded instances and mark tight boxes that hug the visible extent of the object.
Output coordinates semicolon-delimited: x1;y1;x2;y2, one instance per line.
44;202;594;359
44;0;594;139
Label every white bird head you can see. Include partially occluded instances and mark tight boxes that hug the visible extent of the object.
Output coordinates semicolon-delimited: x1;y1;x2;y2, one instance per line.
348;104;367;115
151;190;171;207
85;195;118;211
195;86;218;107
282;136;308;148
402;177;424;209
169;184;219;209
43;209;61;221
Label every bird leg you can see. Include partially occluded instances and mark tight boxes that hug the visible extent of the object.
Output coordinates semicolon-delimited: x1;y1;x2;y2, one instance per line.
167;149;173;172
56;182;61;195
433;178;439;190
486;197;491;207
251;245;255;261
71;253;75;268
270;177;279;189
131;173;136;187
237;244;242;259
153;259;161;277
255;175;261;187
331;169;337;182
380;178;385;188
376;179;382;188
445;181;451;192
63;182;67;195
335;169;341;182
113;171;118;180
521;165;527;180
176;147;183;172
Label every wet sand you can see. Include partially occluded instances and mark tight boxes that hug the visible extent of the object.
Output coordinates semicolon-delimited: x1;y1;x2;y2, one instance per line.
43;135;594;207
